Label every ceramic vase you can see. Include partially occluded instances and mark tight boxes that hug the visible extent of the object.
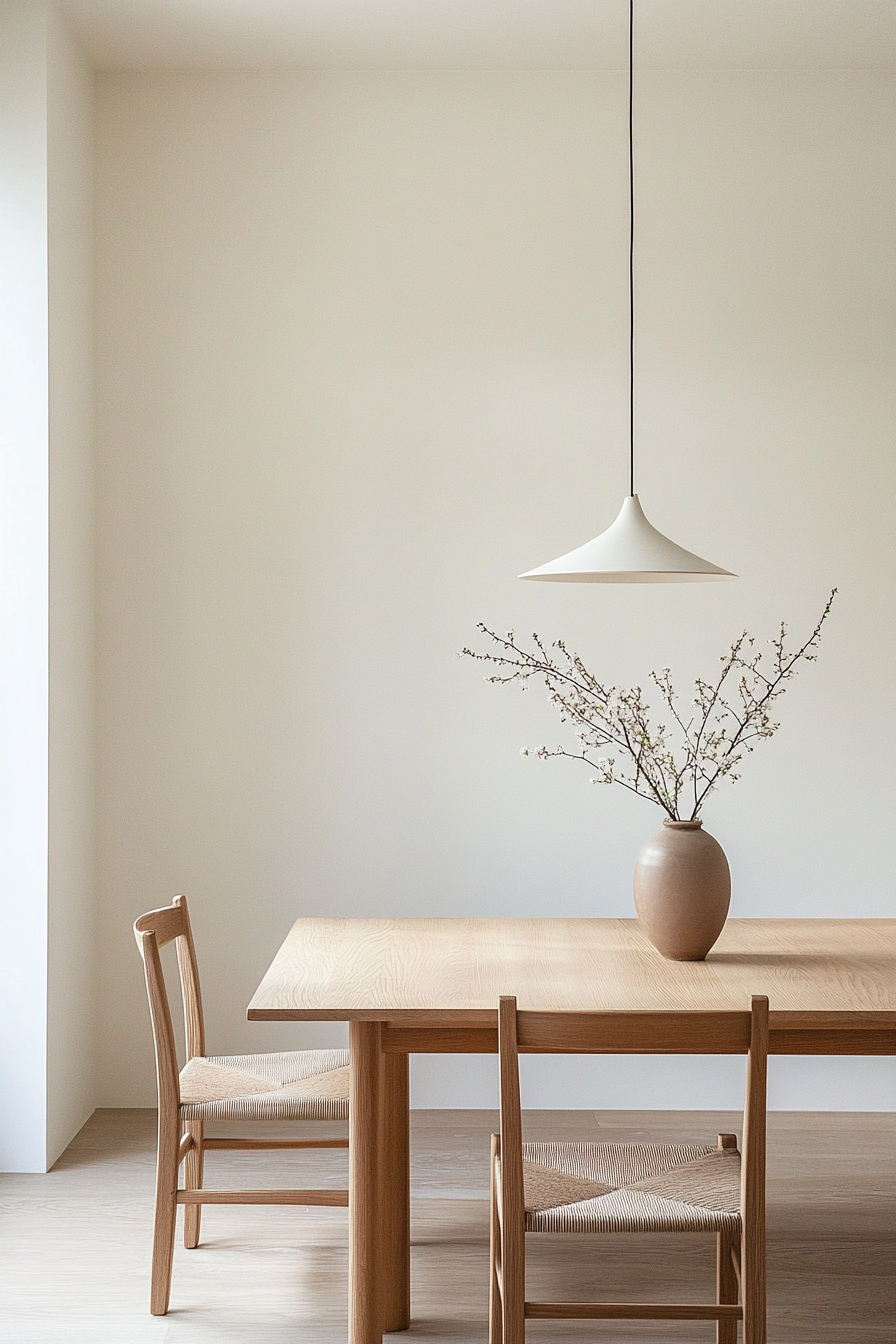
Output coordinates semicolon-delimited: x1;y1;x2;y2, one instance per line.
633;818;731;961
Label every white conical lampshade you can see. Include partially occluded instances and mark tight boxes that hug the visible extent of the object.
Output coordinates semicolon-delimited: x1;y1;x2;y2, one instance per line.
519;495;735;583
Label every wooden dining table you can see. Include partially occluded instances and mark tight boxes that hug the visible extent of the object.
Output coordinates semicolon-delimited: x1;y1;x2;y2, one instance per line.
247;916;896;1344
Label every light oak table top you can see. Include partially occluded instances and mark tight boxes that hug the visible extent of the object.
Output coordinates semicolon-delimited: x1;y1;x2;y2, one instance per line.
248;917;896;1051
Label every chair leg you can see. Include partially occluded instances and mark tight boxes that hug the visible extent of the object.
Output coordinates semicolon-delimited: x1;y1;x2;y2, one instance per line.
742;1229;767;1344
716;1229;739;1344
489;1136;503;1344
502;1278;525;1344
501;1221;525;1344
150;1108;180;1315
183;1120;204;1249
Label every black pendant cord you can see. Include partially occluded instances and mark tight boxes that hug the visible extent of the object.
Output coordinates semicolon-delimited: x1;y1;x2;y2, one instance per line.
628;0;635;498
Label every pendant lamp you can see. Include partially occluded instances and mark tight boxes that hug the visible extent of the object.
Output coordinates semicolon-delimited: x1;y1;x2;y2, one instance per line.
519;0;735;585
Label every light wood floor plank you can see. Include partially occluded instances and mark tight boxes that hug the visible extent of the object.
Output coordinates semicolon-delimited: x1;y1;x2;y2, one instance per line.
1;1108;893;1342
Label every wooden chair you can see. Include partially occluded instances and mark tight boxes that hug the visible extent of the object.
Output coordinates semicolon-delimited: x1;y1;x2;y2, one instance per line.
134;894;349;1315
490;995;768;1344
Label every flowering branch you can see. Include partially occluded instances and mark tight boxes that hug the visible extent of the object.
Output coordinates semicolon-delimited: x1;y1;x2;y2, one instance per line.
461;590;836;822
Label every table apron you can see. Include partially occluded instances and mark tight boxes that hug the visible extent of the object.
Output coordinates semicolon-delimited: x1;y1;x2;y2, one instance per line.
379;1024;896;1056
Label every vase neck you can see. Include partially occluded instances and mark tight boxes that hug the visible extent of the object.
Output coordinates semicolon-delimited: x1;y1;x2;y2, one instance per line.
663;819;703;830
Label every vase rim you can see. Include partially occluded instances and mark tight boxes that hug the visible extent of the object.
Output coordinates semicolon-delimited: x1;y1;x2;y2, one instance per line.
663;818;704;829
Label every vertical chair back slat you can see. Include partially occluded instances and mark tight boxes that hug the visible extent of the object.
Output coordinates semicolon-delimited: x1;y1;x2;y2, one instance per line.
498;995;527;1342
137;929;181;1117
172;895;205;1060
742;995;769;1344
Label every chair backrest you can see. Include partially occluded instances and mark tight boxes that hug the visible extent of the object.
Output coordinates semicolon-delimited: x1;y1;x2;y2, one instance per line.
134;895;206;1112
497;995;769;1248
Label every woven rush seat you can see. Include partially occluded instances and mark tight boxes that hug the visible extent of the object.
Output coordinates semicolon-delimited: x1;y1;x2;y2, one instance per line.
515;1140;742;1234
179;1049;350;1121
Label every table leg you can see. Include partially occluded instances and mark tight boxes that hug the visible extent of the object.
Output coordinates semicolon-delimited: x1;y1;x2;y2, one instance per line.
380;1052;410;1332
349;1021;383;1344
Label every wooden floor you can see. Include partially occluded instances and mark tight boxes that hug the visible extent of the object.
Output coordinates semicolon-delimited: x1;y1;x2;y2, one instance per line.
2;1108;894;1343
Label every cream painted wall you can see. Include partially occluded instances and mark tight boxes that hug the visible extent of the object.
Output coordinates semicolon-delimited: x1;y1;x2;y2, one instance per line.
94;70;896;1111
47;5;95;1166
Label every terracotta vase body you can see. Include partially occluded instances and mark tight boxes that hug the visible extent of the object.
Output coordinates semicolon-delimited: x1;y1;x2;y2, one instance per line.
633;819;730;961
